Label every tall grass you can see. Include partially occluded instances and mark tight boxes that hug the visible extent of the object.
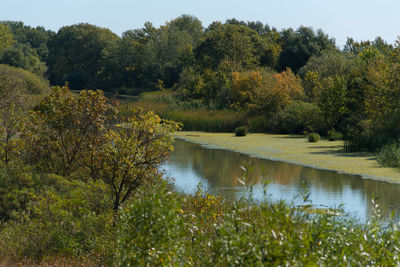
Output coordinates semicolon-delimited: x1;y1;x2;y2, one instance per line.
377;142;400;167
124;91;248;132
165;109;247;132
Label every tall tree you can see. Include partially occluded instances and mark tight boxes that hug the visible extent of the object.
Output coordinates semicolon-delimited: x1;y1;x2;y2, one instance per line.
122;15;203;89
278;26;336;73
47;23;119;90
195;24;266;69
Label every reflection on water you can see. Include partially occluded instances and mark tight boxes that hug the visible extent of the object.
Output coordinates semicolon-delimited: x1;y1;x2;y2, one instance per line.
163;139;400;222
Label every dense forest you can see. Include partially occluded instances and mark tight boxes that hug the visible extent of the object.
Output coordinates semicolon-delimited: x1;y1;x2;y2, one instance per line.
3;15;400;265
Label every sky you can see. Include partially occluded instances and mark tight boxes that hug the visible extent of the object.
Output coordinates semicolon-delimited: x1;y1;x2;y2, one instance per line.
1;0;400;48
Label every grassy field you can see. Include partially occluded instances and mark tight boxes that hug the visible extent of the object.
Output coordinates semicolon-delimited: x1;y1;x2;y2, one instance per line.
175;131;400;183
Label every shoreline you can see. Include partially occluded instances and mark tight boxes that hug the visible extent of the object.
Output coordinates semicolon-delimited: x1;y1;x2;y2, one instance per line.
174;131;400;184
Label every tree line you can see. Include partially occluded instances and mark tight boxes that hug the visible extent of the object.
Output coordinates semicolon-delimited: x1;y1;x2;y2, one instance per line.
0;15;336;92
2;15;400;152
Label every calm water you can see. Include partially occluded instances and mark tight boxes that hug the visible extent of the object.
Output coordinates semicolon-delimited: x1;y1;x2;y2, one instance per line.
163;139;400;222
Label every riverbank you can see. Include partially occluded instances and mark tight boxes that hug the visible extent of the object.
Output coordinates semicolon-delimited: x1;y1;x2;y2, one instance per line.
175;131;400;183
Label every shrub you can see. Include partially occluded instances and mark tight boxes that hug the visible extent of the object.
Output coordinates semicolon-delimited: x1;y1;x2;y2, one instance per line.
327;129;343;141
0;64;48;95
0;174;114;263
274;101;325;134
116;181;187;266
248;115;270;133
308;133;320;142
235;126;248;136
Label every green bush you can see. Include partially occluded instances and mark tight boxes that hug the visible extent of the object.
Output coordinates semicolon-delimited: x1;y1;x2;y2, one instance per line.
274;101;325;134
235;126;248;136
327;129;343;141
116;181;187;266
248;115;270;133
0;174;114;263
308;133;320;142
0;64;48;95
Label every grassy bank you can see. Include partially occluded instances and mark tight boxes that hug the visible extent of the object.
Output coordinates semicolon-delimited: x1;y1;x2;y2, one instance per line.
175;131;400;183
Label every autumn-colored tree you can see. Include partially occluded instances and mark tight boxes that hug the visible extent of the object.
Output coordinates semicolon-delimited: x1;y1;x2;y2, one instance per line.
230;68;304;115
230;70;263;111
231;68;304;115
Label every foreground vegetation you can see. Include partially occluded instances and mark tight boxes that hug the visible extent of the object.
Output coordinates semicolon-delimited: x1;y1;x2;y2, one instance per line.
3;170;400;265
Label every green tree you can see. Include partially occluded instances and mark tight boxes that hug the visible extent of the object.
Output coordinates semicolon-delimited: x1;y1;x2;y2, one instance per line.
47;23;119;90
316;76;348;129
225;19;282;68
122;15;203;89
0;75;27;166
1;21;55;62
0;43;47;76
0;64;48;95
0;24;15;53
195;24;266;69
278;26;336;73
298;50;358;99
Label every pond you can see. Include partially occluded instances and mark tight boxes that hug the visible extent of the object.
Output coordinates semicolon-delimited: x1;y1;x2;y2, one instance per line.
163;139;400;222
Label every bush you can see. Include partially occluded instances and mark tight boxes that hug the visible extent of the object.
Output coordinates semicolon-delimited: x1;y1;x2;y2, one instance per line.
235;126;248;136
308;133;320;142
327;129;343;141
0;174;114;263
274;101;325;134
0;64;48;95
248;115;270;133
116;181;187;266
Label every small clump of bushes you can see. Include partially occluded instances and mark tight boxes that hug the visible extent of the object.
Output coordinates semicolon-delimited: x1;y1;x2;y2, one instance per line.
308;133;320;142
327;129;343;141
235;126;248;136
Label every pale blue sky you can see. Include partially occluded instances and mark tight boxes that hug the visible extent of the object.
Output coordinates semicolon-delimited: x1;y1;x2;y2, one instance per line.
1;0;399;47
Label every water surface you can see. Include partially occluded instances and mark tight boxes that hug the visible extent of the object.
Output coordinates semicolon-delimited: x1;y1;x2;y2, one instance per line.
163;139;400;222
